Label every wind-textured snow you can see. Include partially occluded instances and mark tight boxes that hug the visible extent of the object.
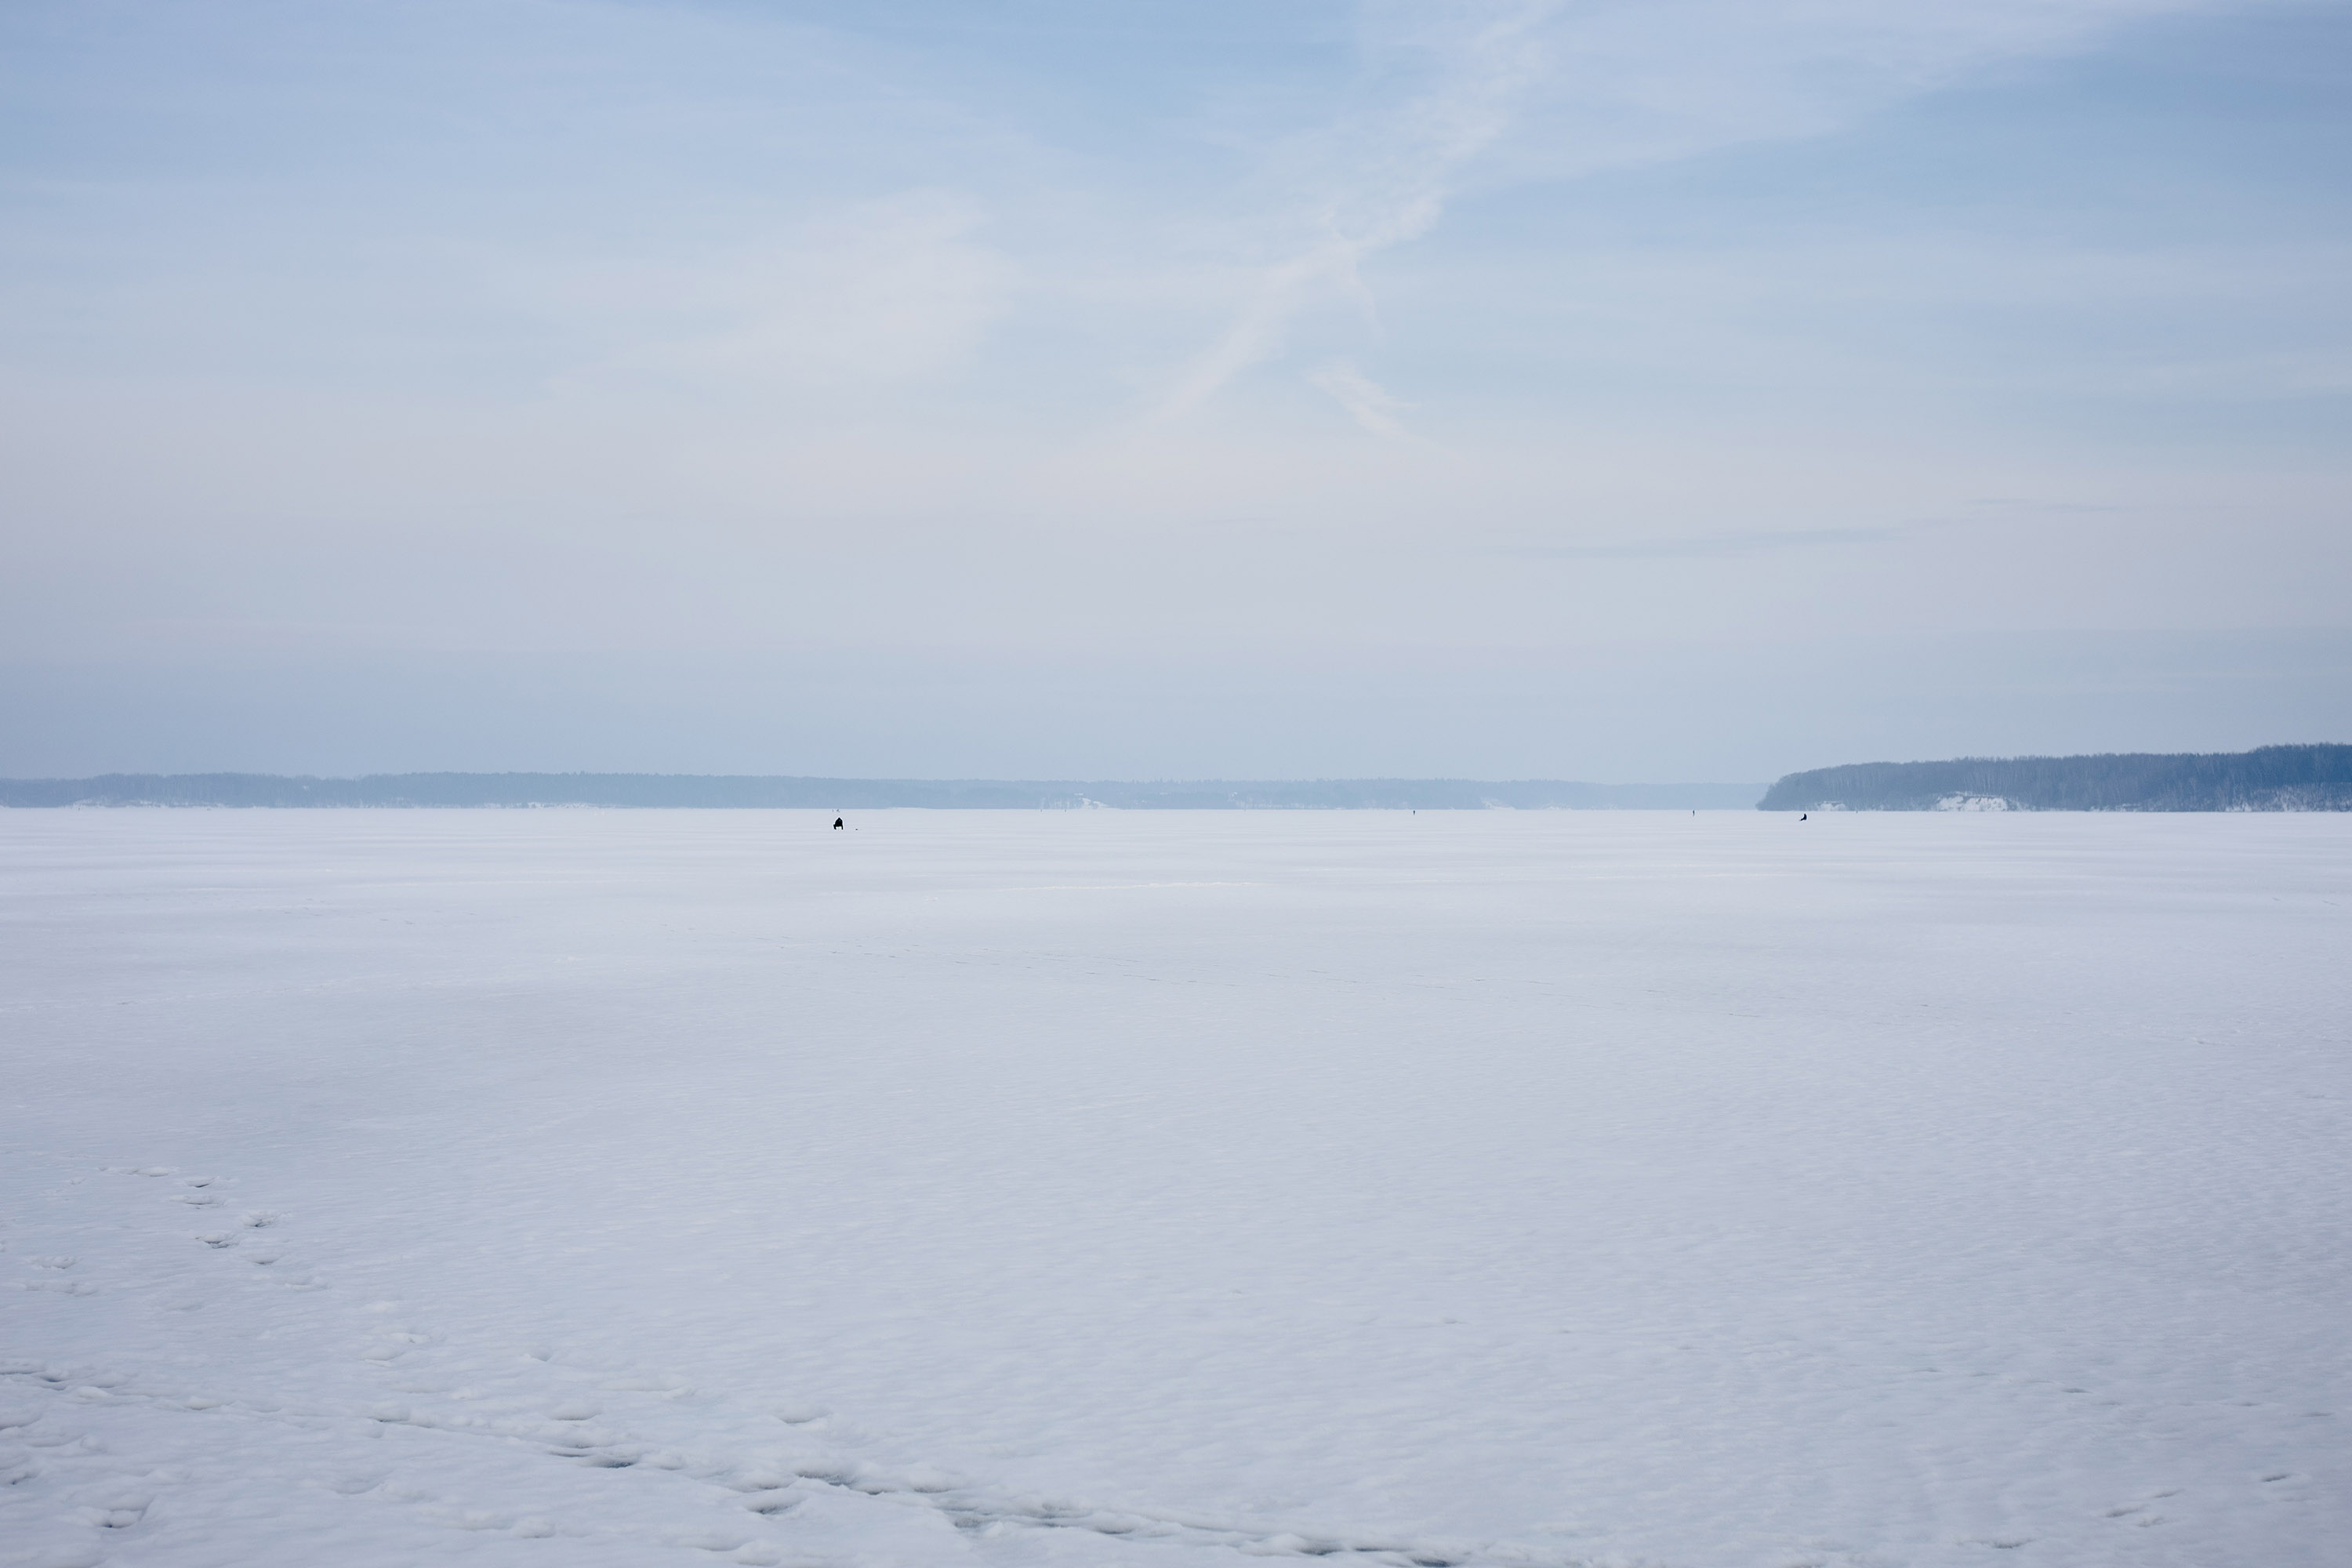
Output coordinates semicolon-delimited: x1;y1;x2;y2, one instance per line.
4;809;2347;1568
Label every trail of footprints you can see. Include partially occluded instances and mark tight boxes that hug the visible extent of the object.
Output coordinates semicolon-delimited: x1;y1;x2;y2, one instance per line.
339;1344;1522;1568
3;1165;326;1567
13;1163;1546;1568
153;1168;308;1287
1;1346;1519;1568
7;1163;2263;1566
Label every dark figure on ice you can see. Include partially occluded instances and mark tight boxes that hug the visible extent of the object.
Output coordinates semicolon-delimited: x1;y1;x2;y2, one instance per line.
1799;813;1807;821
833;817;844;829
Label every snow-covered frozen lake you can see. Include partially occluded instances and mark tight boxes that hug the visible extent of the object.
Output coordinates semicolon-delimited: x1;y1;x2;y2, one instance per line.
5;809;2347;1568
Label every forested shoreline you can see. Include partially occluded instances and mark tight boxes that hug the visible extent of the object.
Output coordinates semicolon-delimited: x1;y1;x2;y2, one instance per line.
1760;745;2352;811
0;773;1763;811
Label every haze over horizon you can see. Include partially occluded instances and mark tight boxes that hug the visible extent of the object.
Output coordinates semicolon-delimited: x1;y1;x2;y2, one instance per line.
4;0;2347;781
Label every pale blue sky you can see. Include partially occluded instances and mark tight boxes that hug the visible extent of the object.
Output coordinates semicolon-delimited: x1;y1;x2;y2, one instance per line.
2;0;2346;780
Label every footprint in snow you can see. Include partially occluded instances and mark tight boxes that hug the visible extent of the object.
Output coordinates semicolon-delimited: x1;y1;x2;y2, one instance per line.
670;1530;754;1554
70;1486;153;1529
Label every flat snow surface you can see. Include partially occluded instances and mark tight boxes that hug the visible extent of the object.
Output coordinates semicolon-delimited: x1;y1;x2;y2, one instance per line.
4;810;2347;1568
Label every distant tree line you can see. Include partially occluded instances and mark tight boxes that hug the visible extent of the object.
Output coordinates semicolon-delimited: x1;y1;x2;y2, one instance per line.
1759;745;2352;811
0;773;1767;811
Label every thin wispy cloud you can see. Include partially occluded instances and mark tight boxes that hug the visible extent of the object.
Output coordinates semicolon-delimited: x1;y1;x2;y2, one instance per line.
1490;524;1915;561
1307;358;1414;437
1152;0;2241;426
1154;1;1559;421
550;191;1016;401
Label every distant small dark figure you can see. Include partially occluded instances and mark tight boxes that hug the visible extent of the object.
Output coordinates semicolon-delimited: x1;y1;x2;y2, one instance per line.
833;817;844;829
1799;812;1807;821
